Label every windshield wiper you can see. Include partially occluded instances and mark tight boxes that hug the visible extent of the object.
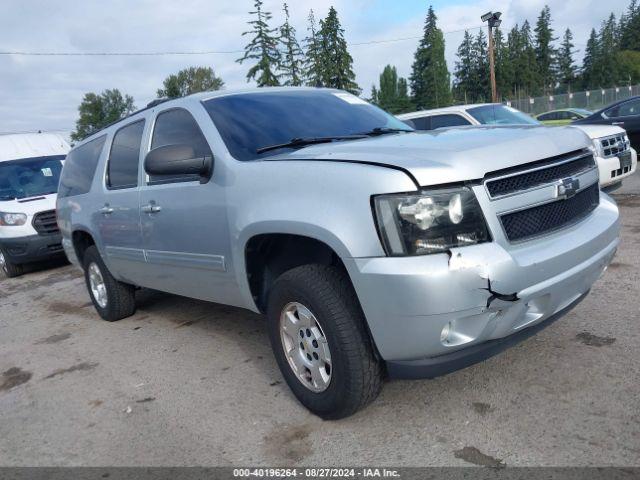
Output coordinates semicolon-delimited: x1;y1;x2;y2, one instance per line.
256;135;368;154
357;127;413;136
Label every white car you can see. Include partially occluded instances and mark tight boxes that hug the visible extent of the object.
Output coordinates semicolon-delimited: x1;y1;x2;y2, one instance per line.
398;103;637;190
0;133;70;277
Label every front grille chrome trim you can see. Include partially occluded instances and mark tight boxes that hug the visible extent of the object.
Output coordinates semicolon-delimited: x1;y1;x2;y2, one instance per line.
484;151;596;200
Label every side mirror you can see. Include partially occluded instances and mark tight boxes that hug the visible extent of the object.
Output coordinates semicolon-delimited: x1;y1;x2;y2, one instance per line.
144;144;213;183
571;116;579;120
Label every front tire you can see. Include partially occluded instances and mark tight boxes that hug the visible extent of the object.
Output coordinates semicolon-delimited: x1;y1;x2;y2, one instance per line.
267;264;383;419
83;246;136;321
0;248;23;278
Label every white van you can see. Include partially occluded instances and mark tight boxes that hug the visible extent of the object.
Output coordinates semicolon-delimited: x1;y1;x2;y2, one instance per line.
0;133;70;277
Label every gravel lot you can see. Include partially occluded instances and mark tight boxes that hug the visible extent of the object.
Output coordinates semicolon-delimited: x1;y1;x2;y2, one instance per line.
1;176;639;467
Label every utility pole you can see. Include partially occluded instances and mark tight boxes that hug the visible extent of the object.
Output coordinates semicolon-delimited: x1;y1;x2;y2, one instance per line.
481;11;502;103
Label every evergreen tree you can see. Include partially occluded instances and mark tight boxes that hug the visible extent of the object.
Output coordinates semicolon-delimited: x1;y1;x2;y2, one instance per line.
597;14;622;87
371;65;412;113
557;29;577;92
71;89;135;141
581;28;600;89
471;30;490;102
409;6;452;108
317;7;360;94
303;10;323;86
157;66;224;98
534;5;557;94
493;28;512;99
453;30;474;102
237;0;280;87
278;3;304;86
620;0;640;50
518;21;541;95
396;78;412;112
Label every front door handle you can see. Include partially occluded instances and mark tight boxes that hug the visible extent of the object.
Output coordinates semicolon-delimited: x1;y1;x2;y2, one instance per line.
141;203;162;214
99;205;114;215
612;122;625;126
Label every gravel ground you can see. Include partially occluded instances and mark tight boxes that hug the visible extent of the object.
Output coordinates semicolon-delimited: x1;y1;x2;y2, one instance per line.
0;178;638;467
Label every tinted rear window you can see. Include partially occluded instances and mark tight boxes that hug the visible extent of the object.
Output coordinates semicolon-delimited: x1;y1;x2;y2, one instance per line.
430;114;471;129
58;135;106;198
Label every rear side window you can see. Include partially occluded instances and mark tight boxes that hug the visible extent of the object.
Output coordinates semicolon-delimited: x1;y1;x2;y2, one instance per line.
58;135;106;198
537;112;554;121
148;108;211;184
408;116;431;130
107;120;145;189
430;114;471;129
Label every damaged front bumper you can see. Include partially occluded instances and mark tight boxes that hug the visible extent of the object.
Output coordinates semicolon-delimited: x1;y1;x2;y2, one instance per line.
346;195;619;378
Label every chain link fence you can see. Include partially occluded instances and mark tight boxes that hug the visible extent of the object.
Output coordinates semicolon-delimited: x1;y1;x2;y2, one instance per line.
505;85;640;116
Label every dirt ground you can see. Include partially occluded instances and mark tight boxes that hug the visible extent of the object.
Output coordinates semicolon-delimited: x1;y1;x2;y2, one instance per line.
0;187;638;467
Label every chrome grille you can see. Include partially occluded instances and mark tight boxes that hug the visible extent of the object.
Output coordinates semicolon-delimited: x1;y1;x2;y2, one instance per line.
500;183;600;242
32;210;60;236
485;152;595;198
600;134;630;158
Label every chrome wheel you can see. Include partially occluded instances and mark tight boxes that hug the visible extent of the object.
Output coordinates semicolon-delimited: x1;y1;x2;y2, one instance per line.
280;302;332;392
0;251;6;271
88;262;108;308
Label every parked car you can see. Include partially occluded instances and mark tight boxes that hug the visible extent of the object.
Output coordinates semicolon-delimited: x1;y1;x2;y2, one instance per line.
398;103;637;190
58;88;619;419
536;108;593;125
0;133;70;277
572;95;640;150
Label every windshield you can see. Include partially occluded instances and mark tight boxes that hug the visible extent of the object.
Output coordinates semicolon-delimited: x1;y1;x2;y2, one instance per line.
202;90;413;160
0;155;65;201
467;105;539;126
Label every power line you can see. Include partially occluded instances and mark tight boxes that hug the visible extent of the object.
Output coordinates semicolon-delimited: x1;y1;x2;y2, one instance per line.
0;25;484;57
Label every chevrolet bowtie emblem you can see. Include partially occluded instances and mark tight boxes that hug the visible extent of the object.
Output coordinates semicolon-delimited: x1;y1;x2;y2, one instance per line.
556;177;580;199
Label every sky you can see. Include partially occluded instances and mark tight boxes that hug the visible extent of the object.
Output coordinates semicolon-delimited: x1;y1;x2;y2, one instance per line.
0;0;633;135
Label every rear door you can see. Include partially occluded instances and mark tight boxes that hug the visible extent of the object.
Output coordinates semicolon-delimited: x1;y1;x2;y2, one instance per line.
137;107;237;303
96;120;145;284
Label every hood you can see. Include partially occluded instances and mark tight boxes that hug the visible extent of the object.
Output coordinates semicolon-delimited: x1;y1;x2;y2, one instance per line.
267;125;591;187
0;193;57;216
568;124;626;139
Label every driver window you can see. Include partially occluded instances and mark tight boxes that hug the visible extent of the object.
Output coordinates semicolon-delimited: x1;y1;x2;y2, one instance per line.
148;108;212;185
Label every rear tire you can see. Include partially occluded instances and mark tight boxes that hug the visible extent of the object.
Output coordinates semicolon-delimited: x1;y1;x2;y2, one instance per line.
267;264;383;419
83;246;136;321
0;249;23;278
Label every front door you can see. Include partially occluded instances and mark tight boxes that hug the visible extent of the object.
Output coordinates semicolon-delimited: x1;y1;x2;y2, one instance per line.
96;119;145;285
137;107;240;305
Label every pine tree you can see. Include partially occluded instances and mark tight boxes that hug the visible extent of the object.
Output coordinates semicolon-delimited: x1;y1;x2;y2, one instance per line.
471;30;490;102
410;6;452;108
557;29;577;92
598;14;621;87
519;21;541;95
493;28;512;99
371;65;412;113
278;3;304;86
620;0;640;50
453;30;474;103
317;7;360;94
581;28;600;89
237;0;280;87
534;5;557;94
396;78;412;113
303;10;323;86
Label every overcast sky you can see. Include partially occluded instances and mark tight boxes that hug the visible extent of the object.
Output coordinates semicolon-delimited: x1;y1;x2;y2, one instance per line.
0;0;632;135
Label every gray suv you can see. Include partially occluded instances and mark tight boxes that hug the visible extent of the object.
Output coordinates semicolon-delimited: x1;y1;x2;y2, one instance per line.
57;88;620;419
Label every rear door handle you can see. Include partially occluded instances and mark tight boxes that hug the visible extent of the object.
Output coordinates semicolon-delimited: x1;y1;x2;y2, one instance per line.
141;203;162;214
99;206;114;215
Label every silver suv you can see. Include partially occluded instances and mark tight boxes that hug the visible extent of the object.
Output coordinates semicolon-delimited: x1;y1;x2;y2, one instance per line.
57;88;620;419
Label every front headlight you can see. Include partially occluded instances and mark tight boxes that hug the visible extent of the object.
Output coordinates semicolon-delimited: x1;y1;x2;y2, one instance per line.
373;187;490;256
0;212;28;226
